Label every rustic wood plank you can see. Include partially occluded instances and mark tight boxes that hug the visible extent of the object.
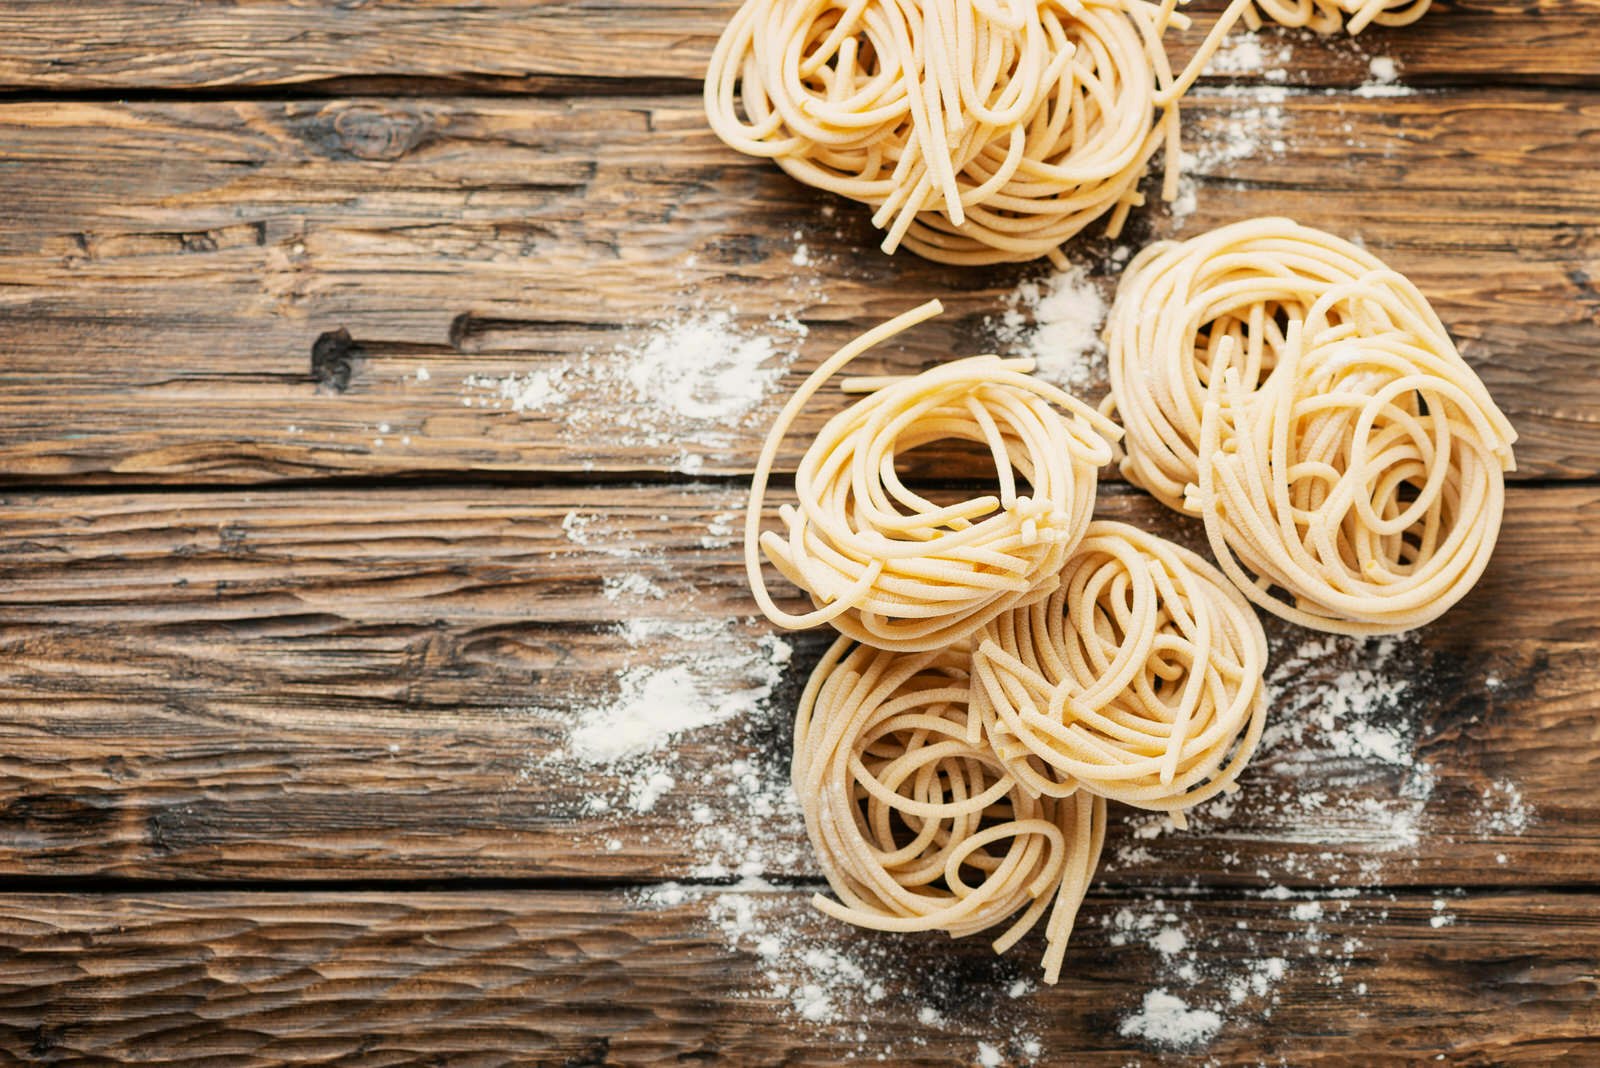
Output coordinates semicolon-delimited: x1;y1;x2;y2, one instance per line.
0;89;1596;484
0;888;1595;1065
0;0;1594;92
0;483;1593;886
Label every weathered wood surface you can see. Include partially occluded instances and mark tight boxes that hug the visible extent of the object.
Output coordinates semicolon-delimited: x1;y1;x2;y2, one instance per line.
0;889;1596;1066
1;483;1592;886
2;2;1599;1063
1;89;1597;484
0;0;1596;92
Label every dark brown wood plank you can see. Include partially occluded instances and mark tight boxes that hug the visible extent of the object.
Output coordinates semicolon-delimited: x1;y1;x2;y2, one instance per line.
0;88;1596;484
0;483;1593;886
0;0;1594;92
0;888;1595;1065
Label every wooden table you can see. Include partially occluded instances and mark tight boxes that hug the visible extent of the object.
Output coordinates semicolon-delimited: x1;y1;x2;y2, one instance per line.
2;3;1598;1064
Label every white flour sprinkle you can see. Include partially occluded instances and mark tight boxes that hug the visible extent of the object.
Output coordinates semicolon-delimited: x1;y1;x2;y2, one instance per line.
561;619;792;765
702;510;740;549
1107;889;1370;1051
560;509;643;557
1172;85;1289;223
705;882;886;1025
1252;633;1433;854
1474;779;1535;836
1151;926;1188;956
461;310;807;470
625;314;790;422
1208;32;1293;81
989;265;1108;394
602;573;665;602
1119;990;1223;1048
690;879;1046;1059
463;368;566;413
1353;55;1415;98
629;771;677;814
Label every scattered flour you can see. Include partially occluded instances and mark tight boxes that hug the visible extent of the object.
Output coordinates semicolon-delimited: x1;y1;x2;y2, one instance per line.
560;619;792;765
1353;54;1415;98
461;310;808;471
1171;84;1290;223
693;879;1045;1058
1118;990;1223;1049
463;368;565;413
624;314;791;423
602;573;665;602
989;265;1108;394
560;508;643;557
1474;779;1534;836
1107;889;1369;1049
1252;633;1433;855
1208;32;1294;81
701;510;740;549
628;771;677;814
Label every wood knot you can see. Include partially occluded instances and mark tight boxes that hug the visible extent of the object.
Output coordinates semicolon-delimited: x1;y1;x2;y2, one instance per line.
328;104;427;161
311;328;364;393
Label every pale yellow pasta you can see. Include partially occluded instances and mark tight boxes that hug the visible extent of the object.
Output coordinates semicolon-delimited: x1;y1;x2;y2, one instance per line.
704;0;1260;266
795;637;1107;983
745;299;1121;651
1108;218;1517;635
970;521;1267;823
1190;280;1517;635
1104;217;1396;514
1244;0;1431;35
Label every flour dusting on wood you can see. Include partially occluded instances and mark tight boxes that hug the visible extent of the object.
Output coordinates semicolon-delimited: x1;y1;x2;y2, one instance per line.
989;265;1108;395
462;310;807;471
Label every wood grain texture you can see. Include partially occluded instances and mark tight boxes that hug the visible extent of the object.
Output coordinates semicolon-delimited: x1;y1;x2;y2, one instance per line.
2;4;1598;1061
0;889;1596;1066
0;89;1596;484
0;0;1596;92
1;483;1593;886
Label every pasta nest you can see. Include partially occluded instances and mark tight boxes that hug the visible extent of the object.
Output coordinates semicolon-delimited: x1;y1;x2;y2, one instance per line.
1189;273;1518;634
705;0;1189;265
754;349;1117;651
1244;0;1431;35
1104;216;1400;513
795;638;1107;983
971;521;1268;820
1105;217;1517;634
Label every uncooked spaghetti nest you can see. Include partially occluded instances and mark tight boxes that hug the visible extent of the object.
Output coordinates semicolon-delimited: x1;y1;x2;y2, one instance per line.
745;299;1120;652
971;520;1268;821
705;1;1438;265
1106;218;1518;635
1245;0;1431;35
705;0;1207;266
795;638;1106;984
